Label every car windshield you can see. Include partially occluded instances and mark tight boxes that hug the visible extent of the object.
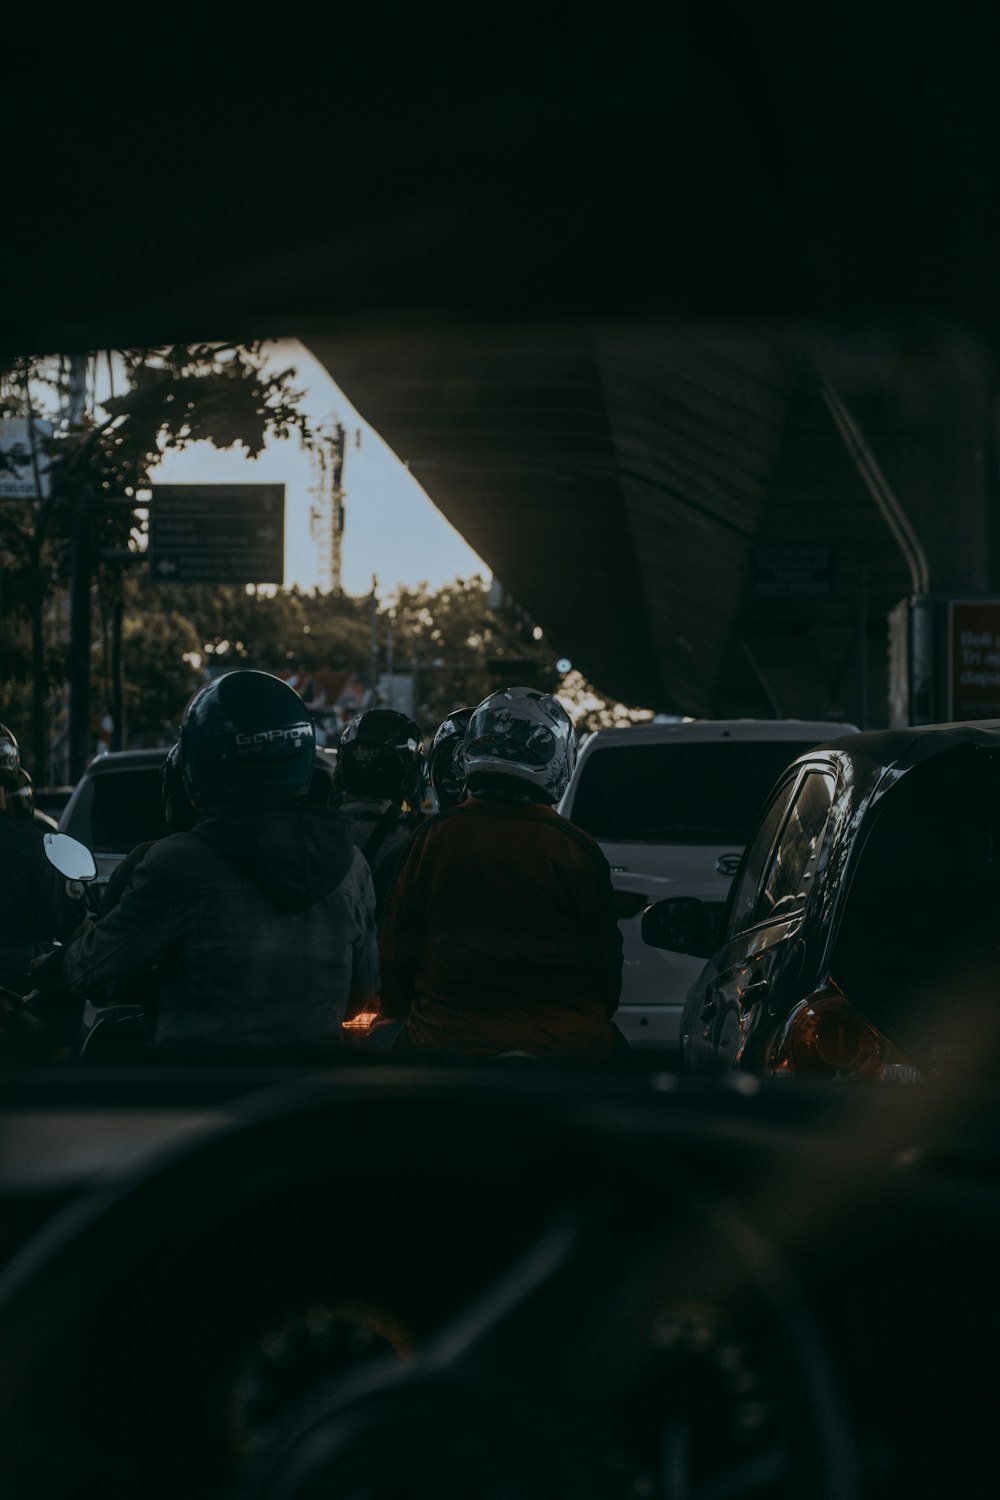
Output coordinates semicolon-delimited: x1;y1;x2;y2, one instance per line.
64;768;167;853
4;31;1000;1500
569;741;816;843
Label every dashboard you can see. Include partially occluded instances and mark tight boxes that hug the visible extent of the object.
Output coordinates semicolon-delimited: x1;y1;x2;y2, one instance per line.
0;1065;996;1499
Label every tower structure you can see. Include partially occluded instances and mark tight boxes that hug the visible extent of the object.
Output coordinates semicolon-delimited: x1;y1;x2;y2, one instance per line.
308;420;347;593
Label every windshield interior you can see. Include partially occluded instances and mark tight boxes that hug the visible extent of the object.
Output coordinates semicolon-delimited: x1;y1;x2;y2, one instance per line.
3;25;1000;1500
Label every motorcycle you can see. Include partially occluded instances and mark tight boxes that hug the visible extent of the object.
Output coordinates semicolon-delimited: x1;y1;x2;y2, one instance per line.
0;834;102;1064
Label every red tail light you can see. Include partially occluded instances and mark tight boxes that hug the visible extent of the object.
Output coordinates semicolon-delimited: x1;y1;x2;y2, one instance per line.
767;984;921;1082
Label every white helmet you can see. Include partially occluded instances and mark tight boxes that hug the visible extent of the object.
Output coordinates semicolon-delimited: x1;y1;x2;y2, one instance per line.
462;687;575;804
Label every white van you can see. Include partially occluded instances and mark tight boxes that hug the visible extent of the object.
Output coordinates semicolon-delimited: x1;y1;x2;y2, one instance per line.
558;720;858;1049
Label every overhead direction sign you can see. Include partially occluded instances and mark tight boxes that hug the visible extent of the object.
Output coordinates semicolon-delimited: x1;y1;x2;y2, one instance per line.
149;484;285;584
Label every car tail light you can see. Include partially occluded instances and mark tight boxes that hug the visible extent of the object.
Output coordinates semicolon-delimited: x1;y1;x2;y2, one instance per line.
613;890;648;918
342;1010;378;1034
767;984;922;1082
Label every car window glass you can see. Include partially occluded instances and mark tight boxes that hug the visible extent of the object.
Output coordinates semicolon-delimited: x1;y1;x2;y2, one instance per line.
64;769;167;852
569;741;822;843
752;771;837;926
726;778;799;937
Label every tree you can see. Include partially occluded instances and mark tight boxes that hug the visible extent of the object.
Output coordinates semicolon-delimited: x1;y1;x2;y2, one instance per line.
117;583;372;741
0;345;316;777
384;576;560;729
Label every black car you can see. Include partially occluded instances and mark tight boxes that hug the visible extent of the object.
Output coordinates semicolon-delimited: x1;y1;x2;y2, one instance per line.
641;722;1000;1082
57;749;170;889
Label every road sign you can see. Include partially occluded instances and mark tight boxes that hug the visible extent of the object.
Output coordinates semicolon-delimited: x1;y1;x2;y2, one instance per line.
0;418;53;499
149;484;285;583
949;598;1000;719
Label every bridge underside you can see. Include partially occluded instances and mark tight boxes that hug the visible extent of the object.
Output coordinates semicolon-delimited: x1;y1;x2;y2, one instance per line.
309;321;994;726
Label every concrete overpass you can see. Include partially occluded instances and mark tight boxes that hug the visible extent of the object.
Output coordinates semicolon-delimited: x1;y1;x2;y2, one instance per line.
5;15;999;737
310;321;996;726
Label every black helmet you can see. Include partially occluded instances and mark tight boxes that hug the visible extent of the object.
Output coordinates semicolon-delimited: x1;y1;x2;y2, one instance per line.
307;751;338;808
180;671;315;812
334;709;425;807
161;743;197;832
0;723;20;791
427;707;474;812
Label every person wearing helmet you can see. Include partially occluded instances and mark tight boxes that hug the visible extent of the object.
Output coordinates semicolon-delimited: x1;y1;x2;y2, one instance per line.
426;707;474;813
333;708;426;920
378;687;624;1062
0;723;87;994
49;672;378;1059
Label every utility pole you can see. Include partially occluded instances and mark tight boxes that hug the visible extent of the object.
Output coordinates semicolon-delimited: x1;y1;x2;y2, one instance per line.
66;354;91;781
111;582;125;751
307;421;347;594
369;574;379;706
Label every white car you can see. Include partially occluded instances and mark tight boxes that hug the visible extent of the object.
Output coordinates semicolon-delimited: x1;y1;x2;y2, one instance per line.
558;719;858;1050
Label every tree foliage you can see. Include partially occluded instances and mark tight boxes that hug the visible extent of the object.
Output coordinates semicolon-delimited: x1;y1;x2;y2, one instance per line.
0;344;316;773
1;346;651;769
385;576;559;729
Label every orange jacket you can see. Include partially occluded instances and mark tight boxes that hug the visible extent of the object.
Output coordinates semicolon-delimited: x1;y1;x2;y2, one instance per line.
378;797;623;1060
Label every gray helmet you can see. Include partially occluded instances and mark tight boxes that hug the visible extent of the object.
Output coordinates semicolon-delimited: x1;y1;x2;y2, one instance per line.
180;671;315;812
0;724;20;791
463;687;576;805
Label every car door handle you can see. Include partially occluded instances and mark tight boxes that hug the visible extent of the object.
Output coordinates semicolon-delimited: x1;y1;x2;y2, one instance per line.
700;999;718;1021
743;977;768;1001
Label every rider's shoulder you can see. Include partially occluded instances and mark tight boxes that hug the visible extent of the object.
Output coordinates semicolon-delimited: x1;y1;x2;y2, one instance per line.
131;830;204;883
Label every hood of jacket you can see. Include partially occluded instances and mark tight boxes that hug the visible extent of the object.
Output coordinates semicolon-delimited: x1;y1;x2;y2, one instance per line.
193;800;357;912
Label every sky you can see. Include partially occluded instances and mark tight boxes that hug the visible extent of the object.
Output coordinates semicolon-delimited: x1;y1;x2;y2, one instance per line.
149;339;487;598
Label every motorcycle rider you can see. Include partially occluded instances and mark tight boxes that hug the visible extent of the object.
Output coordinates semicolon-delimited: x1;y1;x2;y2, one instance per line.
378;687;624;1062
0;724;87;994
42;672;378;1058
426;707;474;812
333;708;426;920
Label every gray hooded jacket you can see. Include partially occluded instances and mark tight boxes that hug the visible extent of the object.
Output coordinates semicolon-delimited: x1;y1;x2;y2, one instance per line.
62;801;378;1056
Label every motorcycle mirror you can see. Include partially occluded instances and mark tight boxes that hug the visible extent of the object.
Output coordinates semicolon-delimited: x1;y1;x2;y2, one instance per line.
42;832;98;882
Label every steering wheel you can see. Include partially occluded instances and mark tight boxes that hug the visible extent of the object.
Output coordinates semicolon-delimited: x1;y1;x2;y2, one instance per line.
0;1075;861;1499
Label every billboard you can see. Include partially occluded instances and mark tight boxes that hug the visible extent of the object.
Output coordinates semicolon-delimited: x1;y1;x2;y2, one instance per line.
949;599;1000;720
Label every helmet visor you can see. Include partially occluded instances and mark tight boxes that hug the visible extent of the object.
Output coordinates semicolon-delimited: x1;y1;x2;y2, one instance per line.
465;710;557;770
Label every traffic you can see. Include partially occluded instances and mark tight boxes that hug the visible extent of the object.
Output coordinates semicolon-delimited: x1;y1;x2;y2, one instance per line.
3;685;998;1091
3;565;1000;1500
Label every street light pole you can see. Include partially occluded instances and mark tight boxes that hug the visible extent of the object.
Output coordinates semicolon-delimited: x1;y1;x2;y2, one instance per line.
67;497;92;778
66;353;91;781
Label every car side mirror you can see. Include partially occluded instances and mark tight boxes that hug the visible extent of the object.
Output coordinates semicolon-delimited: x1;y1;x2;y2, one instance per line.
42;832;97;882
641;896;719;958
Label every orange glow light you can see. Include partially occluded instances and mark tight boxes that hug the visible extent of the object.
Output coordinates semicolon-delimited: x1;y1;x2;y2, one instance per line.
342;1011;379;1033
